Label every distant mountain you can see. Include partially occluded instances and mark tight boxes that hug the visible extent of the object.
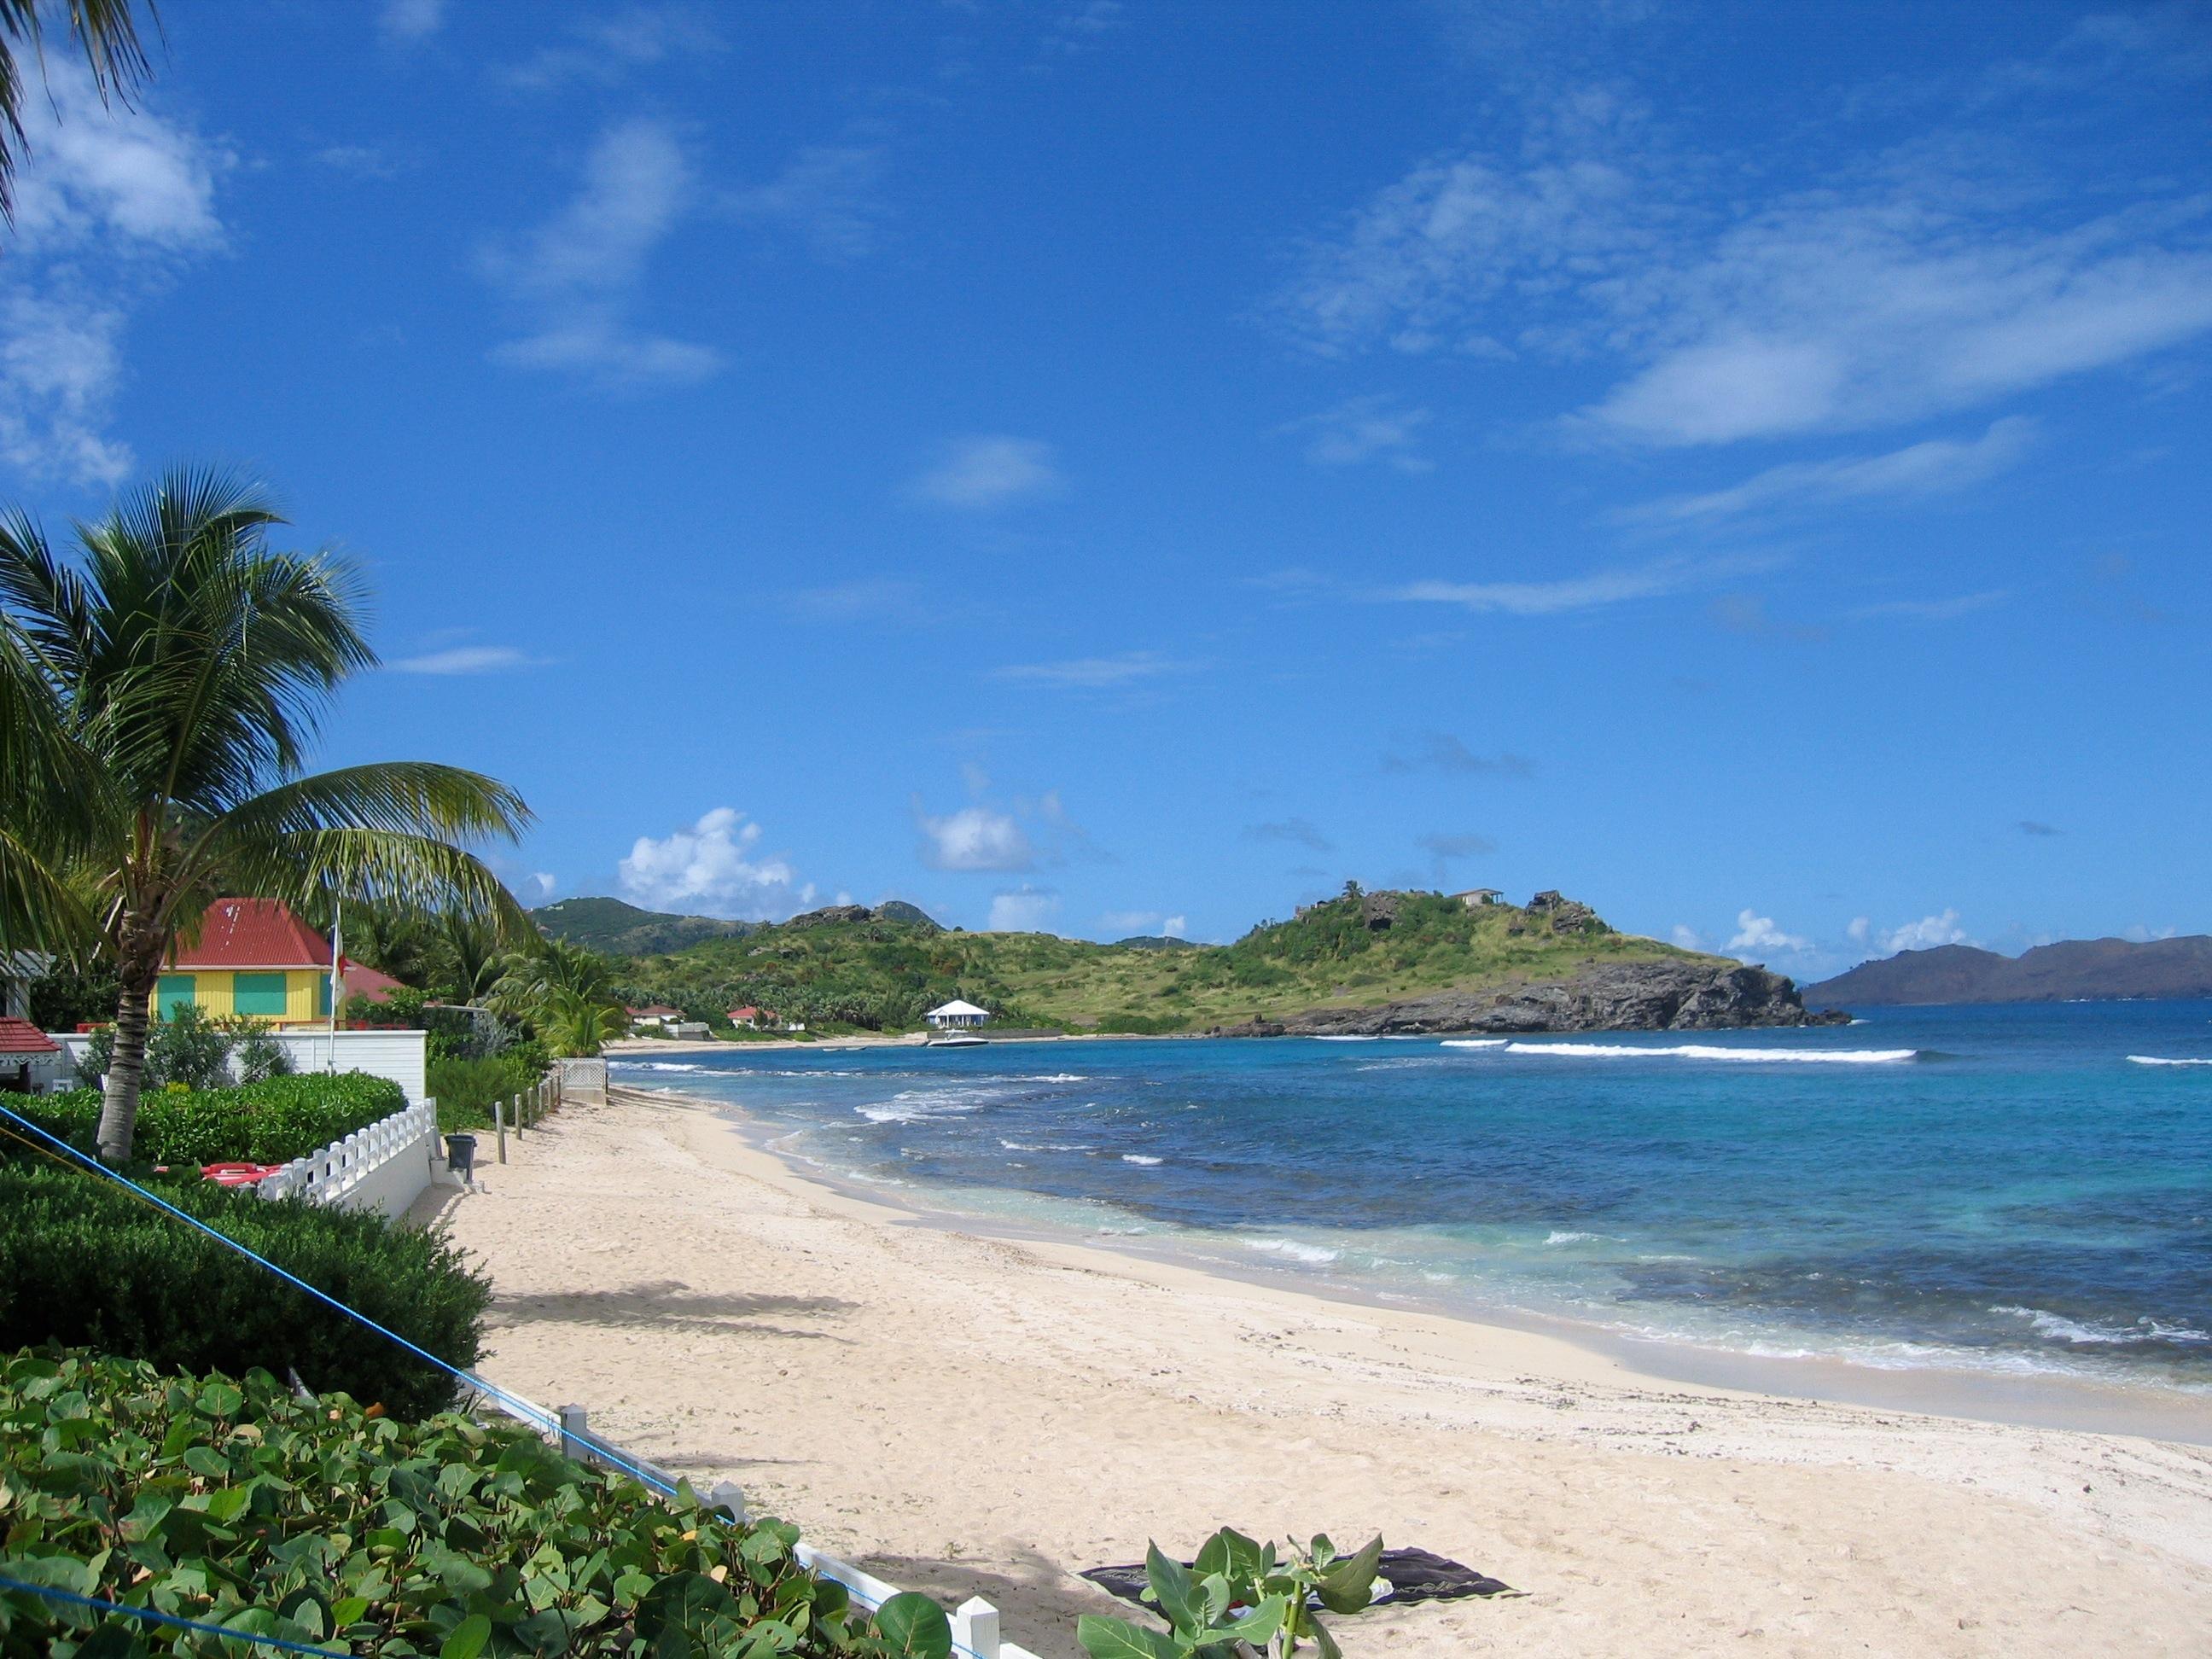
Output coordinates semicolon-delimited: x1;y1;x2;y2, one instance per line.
1804;936;2212;1006
528;897;759;956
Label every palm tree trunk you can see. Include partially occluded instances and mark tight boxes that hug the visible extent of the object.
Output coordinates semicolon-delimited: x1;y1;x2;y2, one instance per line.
96;975;156;1165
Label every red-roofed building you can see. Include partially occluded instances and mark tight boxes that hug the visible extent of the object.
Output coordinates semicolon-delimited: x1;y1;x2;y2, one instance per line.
0;1015;58;1092
156;898;409;1027
728;1005;764;1027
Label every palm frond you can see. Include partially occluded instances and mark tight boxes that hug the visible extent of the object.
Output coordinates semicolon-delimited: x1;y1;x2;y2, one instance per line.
0;2;158;225
212;827;531;940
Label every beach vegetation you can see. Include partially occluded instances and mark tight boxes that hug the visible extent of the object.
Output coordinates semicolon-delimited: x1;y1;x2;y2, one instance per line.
0;466;532;1166
1078;1531;1384;1659
0;1166;486;1418
0;1348;946;1656
14;1071;405;1167
427;1051;550;1132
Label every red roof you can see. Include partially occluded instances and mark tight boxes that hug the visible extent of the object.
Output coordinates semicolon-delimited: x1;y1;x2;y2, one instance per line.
172;899;329;970
0;1016;58;1055
729;1006;761;1020
341;961;407;1004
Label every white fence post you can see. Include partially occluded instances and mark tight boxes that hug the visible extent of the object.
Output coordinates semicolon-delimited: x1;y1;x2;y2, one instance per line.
952;1598;1001;1658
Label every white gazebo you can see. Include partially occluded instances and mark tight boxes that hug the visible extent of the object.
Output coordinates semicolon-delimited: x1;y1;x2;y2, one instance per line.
923;998;992;1031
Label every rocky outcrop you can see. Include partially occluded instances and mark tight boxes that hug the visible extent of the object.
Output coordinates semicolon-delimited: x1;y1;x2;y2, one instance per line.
1234;958;1848;1037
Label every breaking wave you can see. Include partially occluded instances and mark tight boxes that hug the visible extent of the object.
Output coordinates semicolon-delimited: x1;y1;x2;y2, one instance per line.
2128;1055;2212;1067
1504;1042;1918;1064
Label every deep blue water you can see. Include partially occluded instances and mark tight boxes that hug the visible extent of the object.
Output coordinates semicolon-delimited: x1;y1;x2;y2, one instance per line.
611;1003;2212;1394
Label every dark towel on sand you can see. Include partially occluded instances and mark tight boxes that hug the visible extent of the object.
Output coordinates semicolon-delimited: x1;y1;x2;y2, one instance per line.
1080;1547;1513;1608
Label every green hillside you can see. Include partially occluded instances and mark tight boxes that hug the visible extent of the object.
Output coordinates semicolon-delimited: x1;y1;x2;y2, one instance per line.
528;896;758;956
607;887;1714;1035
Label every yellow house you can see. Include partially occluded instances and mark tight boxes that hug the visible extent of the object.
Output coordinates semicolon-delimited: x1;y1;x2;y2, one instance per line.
159;898;336;1027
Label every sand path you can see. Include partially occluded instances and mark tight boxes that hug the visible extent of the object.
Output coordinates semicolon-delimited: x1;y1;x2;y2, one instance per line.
416;1087;2212;1656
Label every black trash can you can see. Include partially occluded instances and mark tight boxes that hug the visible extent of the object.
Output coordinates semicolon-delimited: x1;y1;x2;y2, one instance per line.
444;1133;479;1183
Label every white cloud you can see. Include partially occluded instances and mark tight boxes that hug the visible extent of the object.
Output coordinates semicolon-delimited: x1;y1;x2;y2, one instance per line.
1672;923;1709;951
0;61;225;485
2122;922;2179;944
527;872;557;900
479;120;720;389
987;887;1060;933
913;436;1061;509
726;146;887;262
785;578;934;622
1279;395;1433;473
379;0;445;44
1726;908;1810;957
1391;555;1762;616
992;650;1185;689
916;804;1034;872
1102;909;1186;938
1849;590;2010;623
1269;55;2212;448
385;645;546;675
1879;910;1971;952
500;4;727;90
1379;731;1535;776
1625;418;2036;526
618;807;816;918
1845;909;1975;955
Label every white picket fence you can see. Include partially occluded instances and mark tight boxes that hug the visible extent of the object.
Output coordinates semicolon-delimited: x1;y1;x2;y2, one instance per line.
257;1100;440;1214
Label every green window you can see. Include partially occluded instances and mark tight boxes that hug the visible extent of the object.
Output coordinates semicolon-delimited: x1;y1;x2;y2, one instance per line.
317;973;333;1016
232;972;288;1017
156;975;196;1020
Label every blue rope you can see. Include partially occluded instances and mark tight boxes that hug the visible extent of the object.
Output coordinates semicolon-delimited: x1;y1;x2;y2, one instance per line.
0;1101;679;1499
0;1573;349;1656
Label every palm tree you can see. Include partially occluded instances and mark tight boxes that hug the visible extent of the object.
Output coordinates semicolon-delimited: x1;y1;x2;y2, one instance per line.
538;988;625;1058
0;467;533;1162
1;1;157;224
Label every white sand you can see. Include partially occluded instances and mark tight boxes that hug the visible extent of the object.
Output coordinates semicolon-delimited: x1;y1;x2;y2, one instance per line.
417;1086;2212;1656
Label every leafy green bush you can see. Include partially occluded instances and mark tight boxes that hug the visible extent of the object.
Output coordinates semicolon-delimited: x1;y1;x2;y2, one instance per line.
1079;1530;1384;1659
428;1052;544;1132
0;1165;486;1418
0;1349;948;1657
14;1072;406;1167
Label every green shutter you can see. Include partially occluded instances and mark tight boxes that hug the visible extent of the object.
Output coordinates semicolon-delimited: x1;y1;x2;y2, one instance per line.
318;973;333;1016
232;972;288;1016
156;975;196;1020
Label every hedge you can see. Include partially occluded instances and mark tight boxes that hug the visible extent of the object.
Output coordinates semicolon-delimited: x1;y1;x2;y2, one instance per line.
12;1072;407;1167
0;1349;946;1657
0;1163;487;1420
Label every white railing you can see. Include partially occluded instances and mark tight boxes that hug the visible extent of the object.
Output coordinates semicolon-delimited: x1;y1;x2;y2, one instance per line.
258;1100;439;1215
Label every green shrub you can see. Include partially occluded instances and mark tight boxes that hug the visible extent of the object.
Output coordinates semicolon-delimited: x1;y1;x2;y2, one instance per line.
13;1072;406;1167
0;1348;946;1657
0;1164;486;1419
427;1052;544;1132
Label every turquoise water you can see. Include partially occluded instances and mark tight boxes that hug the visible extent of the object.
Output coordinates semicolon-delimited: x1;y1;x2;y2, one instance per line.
611;1003;2212;1397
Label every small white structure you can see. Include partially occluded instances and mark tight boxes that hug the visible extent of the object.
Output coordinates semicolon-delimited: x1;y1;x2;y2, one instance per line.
923;998;992;1031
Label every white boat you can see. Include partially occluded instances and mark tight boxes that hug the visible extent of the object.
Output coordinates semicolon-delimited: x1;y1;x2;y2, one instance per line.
924;1033;989;1048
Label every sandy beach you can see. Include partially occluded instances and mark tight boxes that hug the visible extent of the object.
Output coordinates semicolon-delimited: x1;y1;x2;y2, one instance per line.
417;1086;2212;1656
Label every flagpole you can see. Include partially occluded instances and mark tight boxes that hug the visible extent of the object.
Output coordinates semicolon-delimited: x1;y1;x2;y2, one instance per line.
328;899;341;1074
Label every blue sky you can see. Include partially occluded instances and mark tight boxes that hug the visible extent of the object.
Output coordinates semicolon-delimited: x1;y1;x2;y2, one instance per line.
4;0;2209;979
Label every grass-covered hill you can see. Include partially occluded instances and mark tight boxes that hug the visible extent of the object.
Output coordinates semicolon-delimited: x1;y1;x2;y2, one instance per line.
607;887;1721;1035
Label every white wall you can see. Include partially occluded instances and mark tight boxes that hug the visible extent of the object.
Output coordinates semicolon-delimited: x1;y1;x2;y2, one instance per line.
44;1028;429;1106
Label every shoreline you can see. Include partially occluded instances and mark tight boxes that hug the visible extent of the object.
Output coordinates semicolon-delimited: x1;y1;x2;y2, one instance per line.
642;1068;2212;1446
422;1083;2212;1656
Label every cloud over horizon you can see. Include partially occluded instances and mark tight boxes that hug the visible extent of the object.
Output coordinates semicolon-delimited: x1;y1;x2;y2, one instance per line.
619;807;815;918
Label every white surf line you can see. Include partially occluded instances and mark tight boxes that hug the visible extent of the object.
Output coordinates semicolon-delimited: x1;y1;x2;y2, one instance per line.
1504;1042;1918;1063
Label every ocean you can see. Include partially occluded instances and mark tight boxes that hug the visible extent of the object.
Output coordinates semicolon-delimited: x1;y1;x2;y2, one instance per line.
609;1002;2212;1408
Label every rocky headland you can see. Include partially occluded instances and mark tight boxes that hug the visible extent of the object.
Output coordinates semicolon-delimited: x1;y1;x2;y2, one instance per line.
1217;958;1848;1037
